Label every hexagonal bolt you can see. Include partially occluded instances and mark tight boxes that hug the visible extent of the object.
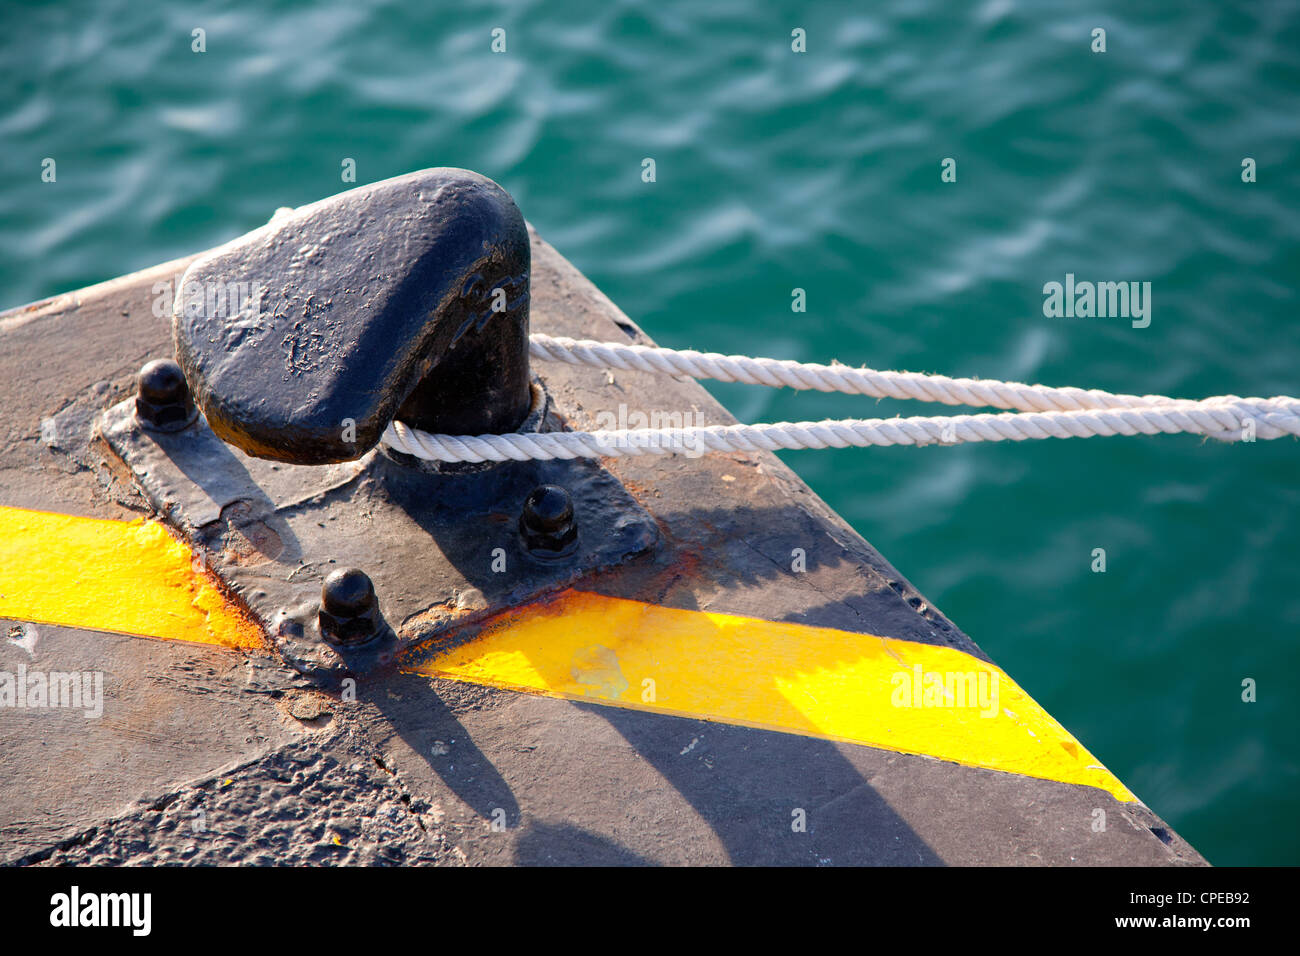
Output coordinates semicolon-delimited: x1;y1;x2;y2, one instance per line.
519;484;578;558
319;568;382;646
135;358;198;432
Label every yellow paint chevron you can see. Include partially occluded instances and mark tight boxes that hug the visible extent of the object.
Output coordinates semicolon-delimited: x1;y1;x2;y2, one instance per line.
0;505;263;648
406;590;1134;802
0;503;1133;801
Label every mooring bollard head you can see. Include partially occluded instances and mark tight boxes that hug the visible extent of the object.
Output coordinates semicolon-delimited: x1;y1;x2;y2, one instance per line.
172;168;532;465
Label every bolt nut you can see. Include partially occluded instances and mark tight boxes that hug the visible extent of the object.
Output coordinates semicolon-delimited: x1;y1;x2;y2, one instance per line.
520;484;578;557
135;358;197;432
319;568;381;646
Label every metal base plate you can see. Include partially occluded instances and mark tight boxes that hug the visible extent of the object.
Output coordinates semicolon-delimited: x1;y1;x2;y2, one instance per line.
97;400;658;683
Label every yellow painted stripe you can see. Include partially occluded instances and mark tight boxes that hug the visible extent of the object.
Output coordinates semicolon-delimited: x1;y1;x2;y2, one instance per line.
406;590;1133;801
0;505;263;648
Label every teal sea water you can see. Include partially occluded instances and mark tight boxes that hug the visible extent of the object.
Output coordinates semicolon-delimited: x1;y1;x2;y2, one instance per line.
2;1;1298;864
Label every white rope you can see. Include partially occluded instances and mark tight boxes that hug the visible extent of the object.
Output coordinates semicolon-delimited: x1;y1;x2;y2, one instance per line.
382;395;1300;463
376;335;1300;462
529;334;1212;414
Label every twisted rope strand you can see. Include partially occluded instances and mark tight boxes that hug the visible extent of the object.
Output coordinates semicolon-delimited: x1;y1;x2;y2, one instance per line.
378;336;1299;462
382;395;1300;463
529;334;1212;414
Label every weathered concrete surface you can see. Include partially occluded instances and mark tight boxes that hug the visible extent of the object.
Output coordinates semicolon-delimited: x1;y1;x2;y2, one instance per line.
20;730;459;867
0;227;1206;866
